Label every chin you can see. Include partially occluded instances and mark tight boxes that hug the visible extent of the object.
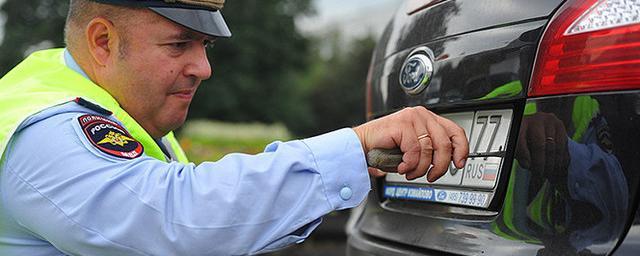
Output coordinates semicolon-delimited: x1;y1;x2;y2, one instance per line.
167;114;188;131
157;106;190;133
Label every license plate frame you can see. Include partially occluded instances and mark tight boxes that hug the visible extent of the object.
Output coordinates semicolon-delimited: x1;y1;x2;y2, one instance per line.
383;109;513;208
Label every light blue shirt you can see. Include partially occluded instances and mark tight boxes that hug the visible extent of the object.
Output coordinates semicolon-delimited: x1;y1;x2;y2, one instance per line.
0;51;370;255
63;49;89;79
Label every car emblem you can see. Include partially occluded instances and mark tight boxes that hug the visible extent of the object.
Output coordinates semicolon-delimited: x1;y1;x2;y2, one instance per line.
399;49;433;95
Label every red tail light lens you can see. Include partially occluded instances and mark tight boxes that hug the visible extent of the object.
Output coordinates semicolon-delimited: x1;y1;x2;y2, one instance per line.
528;0;640;97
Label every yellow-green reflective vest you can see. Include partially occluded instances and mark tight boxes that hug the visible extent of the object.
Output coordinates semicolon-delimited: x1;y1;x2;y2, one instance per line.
0;48;188;163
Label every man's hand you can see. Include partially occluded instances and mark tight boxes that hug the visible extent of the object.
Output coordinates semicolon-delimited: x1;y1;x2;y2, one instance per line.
515;112;570;179
353;106;469;182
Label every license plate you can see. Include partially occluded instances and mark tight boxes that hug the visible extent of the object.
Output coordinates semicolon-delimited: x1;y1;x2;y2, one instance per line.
384;109;513;208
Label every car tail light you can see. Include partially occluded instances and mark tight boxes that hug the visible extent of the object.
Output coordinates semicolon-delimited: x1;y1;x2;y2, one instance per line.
406;0;447;15
528;0;640;97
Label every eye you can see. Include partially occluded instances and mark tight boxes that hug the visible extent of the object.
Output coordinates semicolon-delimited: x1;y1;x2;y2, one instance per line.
170;41;189;50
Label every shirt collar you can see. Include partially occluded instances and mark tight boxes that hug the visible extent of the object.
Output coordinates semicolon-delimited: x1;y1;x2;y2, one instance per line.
63;49;89;79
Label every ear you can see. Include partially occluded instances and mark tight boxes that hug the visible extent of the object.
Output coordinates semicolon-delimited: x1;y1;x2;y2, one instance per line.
85;17;119;66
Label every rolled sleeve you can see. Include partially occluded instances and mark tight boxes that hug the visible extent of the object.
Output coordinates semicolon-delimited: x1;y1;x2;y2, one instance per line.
301;128;370;210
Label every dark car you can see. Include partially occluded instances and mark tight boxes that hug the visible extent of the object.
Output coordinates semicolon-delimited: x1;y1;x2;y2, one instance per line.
346;0;640;255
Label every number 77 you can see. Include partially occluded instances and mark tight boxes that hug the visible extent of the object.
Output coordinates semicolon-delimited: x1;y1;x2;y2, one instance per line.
473;115;502;153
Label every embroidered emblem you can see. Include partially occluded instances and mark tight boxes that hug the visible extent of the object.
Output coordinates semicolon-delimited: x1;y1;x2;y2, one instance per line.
97;131;136;147
78;115;144;159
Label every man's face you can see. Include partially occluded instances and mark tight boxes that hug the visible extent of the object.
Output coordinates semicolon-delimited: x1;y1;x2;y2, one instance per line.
105;10;213;138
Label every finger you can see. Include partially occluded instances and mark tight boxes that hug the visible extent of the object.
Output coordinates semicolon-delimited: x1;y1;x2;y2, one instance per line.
403;111;432;180
406;135;433;180
554;119;569;174
528;120;546;174
413;108;452;182
543;118;557;176
396;116;420;175
435;115;469;168
515;119;531;169
368;167;387;178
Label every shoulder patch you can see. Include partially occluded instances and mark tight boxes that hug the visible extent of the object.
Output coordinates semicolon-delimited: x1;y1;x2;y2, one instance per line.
77;115;144;159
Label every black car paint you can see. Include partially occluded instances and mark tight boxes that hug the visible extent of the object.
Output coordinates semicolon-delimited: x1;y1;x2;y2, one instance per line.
368;20;543;115
349;0;640;255
368;0;563;115
615;201;640;254
373;0;563;61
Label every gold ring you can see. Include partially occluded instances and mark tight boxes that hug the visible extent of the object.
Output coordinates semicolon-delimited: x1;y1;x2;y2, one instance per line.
418;133;430;140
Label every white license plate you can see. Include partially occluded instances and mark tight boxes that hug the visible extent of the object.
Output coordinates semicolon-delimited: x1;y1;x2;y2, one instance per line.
384;109;513;207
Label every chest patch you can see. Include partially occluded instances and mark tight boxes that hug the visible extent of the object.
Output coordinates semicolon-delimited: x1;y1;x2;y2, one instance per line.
78;114;144;159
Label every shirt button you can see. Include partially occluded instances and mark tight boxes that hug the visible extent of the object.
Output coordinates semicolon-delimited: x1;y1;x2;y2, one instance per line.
340;186;352;201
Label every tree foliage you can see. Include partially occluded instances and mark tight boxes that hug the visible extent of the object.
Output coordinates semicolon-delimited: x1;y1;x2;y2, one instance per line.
0;0;68;75
189;0;314;127
291;34;376;136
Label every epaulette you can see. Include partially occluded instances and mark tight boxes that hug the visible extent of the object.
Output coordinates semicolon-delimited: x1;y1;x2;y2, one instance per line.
74;97;113;116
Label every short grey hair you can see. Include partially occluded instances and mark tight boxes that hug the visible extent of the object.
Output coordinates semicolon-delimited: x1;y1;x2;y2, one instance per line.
64;0;141;53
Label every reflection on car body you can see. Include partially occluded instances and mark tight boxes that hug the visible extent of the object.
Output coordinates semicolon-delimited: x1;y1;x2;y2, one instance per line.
347;0;640;255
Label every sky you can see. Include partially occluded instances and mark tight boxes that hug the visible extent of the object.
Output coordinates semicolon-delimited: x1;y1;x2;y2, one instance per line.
0;0;402;46
297;0;401;40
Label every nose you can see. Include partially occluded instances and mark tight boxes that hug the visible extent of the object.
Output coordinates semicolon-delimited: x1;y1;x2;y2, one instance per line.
184;44;212;80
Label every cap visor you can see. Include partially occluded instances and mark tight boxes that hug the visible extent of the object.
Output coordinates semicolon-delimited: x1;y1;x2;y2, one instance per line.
149;7;232;38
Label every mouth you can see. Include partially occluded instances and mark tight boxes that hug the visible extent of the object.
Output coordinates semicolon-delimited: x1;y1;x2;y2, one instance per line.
169;89;196;100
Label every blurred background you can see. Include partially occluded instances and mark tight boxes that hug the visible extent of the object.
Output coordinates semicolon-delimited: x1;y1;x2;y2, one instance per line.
0;0;401;254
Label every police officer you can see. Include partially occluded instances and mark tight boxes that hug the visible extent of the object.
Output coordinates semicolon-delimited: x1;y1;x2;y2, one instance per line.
0;0;468;255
